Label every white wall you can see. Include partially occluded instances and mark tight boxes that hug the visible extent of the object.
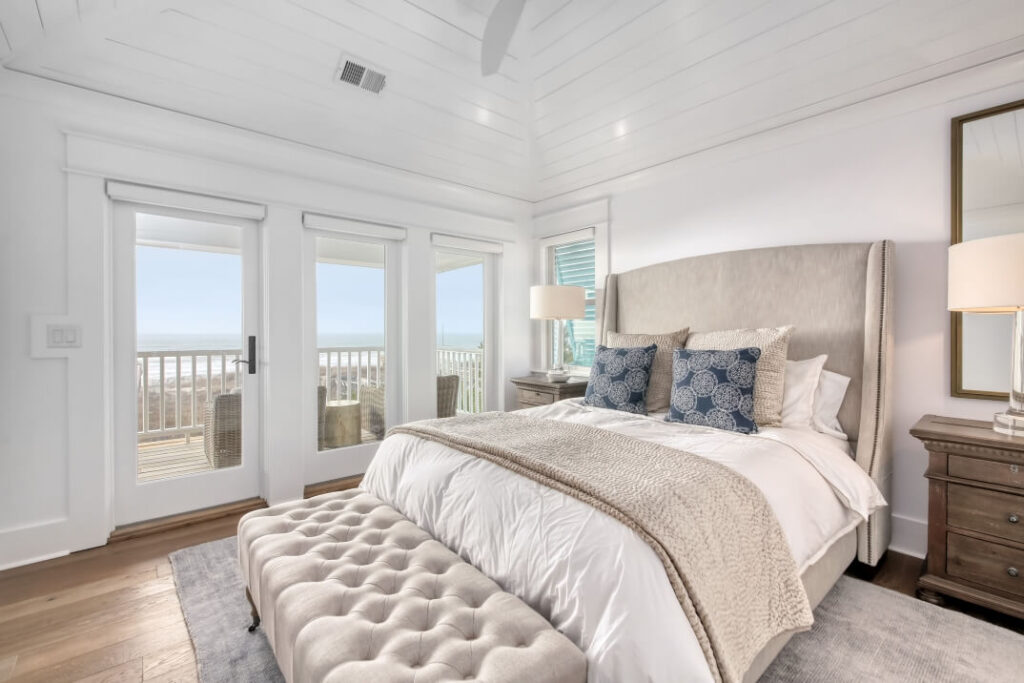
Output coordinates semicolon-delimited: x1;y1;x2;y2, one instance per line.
0;71;533;569
534;61;1024;558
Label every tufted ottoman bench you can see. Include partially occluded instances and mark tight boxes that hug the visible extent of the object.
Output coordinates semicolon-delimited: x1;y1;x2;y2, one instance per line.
238;489;587;683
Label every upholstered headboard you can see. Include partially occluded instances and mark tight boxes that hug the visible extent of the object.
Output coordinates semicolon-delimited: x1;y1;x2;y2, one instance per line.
599;241;893;566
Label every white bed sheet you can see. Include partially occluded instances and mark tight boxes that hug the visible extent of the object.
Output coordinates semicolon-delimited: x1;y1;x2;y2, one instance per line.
362;400;886;683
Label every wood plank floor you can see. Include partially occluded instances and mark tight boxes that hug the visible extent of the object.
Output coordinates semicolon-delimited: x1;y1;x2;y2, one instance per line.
1;524;1021;682
137;437;212;483
136;435;379;484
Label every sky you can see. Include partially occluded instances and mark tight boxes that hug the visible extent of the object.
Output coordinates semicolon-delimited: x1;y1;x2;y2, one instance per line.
136;244;483;346
136;245;241;337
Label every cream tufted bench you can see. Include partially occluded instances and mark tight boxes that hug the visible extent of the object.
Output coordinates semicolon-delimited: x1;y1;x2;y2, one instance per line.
238;489;587;683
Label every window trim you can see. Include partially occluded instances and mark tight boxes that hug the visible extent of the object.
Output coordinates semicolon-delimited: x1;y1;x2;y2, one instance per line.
302;225;404;484
538;225;607;376
433;245;499;413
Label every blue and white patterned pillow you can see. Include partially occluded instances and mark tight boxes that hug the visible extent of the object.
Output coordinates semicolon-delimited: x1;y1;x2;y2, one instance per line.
582;344;657;414
666;347;760;434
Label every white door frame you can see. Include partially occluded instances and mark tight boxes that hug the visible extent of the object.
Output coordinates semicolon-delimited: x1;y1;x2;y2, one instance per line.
111;201;263;525
302;227;405;485
433;246;501;412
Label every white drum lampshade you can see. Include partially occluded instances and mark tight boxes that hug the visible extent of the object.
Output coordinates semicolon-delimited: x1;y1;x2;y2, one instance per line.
948;232;1024;435
948;233;1024;312
530;285;585;320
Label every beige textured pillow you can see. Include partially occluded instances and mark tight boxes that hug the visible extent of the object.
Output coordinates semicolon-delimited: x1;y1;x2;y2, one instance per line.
685;326;794;427
606;329;689;412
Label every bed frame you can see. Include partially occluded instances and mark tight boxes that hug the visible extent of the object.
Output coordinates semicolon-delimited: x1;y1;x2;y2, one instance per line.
598;241;894;566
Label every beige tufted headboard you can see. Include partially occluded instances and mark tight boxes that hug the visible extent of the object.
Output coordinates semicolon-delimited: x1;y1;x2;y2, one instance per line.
599;241;893;566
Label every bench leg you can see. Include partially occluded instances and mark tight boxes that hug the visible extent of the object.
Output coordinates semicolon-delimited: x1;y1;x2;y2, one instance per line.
246;587;261;632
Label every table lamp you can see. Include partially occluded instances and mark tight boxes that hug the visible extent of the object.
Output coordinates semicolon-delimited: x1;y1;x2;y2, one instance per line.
948;232;1024;435
530;285;585;383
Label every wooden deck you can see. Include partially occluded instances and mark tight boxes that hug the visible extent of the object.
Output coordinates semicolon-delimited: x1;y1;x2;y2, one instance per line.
136;431;380;482
137;436;212;482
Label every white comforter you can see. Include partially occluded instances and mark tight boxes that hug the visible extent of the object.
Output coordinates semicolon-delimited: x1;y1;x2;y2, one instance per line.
362;400;886;683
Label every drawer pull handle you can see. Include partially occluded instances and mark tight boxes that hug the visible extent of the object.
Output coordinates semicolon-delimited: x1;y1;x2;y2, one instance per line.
1009;567;1020;578
1011;514;1021;524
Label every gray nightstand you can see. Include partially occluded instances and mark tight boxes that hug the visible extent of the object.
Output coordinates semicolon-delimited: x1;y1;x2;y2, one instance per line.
510;374;588;410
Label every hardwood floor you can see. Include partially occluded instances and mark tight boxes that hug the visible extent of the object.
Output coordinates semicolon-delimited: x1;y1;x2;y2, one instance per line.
0;515;240;683
1;529;1021;682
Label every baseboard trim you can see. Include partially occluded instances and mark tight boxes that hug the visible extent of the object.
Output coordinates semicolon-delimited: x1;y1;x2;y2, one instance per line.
108;475;364;544
890;513;928;559
304;474;363;499
108;497;267;544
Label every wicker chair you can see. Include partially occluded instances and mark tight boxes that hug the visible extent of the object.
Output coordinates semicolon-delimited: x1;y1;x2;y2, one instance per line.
203;391;241;469
358;375;460;441
436;374;459;418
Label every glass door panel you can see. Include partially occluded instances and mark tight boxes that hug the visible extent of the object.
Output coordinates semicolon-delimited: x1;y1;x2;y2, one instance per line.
315;236;387;448
435;250;485;414
135;215;245;481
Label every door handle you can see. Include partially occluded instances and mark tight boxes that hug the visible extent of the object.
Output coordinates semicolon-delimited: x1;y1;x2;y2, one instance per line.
232;336;257;375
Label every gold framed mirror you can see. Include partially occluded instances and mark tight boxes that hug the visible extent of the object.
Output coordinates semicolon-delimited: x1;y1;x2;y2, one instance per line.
951;97;1024;400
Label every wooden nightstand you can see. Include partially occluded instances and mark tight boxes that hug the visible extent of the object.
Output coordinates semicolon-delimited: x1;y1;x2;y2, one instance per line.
510;375;588;410
911;414;1024;619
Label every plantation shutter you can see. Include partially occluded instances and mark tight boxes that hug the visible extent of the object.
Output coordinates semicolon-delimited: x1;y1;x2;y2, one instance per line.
552;239;596;368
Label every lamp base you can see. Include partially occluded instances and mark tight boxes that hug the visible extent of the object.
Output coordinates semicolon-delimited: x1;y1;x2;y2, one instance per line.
993;410;1024;436
545;370;571;383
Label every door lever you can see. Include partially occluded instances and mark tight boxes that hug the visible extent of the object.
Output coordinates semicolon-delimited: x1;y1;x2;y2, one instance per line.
232;336;257;375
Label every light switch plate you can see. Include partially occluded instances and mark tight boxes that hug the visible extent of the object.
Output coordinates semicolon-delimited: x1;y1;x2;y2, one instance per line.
31;315;83;358
47;323;81;348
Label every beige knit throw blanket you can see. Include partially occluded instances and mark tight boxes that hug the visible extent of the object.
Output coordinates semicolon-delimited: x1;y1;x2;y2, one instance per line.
390;412;812;683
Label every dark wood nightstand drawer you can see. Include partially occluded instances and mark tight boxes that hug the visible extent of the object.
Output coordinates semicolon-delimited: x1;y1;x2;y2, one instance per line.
948;484;1024;544
517;388;554;406
949;455;1024;489
947;533;1024;598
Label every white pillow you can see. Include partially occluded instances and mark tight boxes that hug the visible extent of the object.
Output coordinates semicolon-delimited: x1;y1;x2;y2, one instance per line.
781;355;827;429
813;369;851;440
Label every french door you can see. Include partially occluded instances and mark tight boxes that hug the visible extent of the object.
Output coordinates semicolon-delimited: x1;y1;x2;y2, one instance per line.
113;203;261;525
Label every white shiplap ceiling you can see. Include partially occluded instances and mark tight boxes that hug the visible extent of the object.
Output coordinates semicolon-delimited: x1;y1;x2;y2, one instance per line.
3;0;1024;201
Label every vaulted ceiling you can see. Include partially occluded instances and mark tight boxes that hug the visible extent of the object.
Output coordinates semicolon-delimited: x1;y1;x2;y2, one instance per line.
3;0;1024;201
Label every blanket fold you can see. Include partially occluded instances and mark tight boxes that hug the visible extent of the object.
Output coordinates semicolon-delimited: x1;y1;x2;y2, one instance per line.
390;412;812;683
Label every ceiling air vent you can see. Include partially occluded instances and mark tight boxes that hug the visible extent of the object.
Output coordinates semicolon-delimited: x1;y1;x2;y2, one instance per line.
336;57;386;94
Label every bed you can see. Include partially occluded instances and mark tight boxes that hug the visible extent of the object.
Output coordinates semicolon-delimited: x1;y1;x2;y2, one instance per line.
362;241;893;683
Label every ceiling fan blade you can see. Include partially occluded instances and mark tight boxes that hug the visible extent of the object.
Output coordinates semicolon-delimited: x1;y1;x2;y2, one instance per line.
481;0;525;76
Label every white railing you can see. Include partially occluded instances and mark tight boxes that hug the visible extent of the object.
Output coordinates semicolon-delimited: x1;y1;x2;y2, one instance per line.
137;349;242;440
437;347;485;414
317;347;385;401
137;345;487;439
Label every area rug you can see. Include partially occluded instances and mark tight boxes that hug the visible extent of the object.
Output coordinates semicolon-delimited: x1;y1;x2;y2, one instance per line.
171;537;1024;682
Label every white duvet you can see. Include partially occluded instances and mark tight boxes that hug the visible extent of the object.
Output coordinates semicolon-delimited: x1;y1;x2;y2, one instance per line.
362;400;886;683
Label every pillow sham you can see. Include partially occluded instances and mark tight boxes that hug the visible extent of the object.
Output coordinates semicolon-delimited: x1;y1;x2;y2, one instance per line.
606;328;689;412
582;344;657;414
781;355;828;429
813;369;851;440
685;326;794;427
666;347;760;434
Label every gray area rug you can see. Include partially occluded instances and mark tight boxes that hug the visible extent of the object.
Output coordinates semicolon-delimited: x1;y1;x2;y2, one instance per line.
170;537;284;683
171;537;1024;682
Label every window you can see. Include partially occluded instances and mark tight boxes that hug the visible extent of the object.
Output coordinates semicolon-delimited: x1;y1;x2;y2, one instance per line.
435;249;486;414
547;236;597;370
314;235;388;449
